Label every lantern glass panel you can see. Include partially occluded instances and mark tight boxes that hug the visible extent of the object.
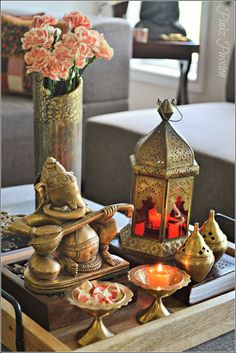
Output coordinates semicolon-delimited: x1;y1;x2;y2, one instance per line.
164;177;194;240
132;176;165;241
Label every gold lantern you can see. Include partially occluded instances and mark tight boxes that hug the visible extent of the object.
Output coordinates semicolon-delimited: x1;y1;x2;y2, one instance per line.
120;99;199;258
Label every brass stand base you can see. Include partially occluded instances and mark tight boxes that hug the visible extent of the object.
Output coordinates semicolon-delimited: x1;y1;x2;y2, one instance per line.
78;316;114;346
137;297;170;324
24;255;129;294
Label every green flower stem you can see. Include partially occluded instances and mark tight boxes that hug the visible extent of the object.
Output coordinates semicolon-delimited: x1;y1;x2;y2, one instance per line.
44;56;97;96
80;56;97;76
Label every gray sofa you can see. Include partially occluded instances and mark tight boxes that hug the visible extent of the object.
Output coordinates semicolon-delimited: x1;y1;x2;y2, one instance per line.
83;49;235;240
2;16;131;187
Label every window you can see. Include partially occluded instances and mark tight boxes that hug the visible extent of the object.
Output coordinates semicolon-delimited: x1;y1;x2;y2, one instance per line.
127;1;205;88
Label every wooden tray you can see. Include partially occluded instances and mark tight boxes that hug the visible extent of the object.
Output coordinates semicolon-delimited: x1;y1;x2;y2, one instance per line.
2;290;235;352
2;253;129;331
2;246;235;352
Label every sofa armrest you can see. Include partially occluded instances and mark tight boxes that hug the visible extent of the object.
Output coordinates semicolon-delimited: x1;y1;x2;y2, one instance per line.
83;17;132;105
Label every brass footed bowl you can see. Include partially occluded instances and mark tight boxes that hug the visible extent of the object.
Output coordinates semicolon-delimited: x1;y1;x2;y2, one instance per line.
130;264;185;293
67;280;133;346
128;265;191;324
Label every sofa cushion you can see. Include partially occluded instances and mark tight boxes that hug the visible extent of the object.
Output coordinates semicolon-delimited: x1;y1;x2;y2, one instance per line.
2;94;129;187
85;102;234;162
1;13;38;96
2;95;35;186
83;17;132;104
83;103;235;239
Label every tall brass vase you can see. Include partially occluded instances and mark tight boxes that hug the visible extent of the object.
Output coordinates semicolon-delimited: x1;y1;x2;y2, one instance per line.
33;73;83;187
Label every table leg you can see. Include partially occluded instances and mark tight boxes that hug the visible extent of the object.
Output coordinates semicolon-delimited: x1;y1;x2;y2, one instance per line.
177;58;192;105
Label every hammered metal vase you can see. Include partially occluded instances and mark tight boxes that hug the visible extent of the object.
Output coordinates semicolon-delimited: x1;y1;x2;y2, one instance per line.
33;73;83;187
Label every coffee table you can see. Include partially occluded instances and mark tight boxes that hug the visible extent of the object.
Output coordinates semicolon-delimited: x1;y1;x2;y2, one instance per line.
1;185;235;352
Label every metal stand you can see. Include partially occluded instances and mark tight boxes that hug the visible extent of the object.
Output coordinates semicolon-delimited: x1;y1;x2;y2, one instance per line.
215;213;235;224
2;289;25;351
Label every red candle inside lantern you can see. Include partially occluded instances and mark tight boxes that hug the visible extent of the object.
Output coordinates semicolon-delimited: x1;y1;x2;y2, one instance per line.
134;222;145;236
147;264;171;287
168;221;180;238
148;208;161;228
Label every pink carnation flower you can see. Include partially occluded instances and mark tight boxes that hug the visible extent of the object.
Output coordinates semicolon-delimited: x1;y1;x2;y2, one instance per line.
21;10;113;93
78;43;93;58
42;55;70;81
63;11;91;30
75;56;87;69
42;56;61;80
61;32;78;46
24;47;49;73
22;26;57;50
75;26;98;48
94;34;114;61
55;33;93;67
30;14;58;28
54;40;77;62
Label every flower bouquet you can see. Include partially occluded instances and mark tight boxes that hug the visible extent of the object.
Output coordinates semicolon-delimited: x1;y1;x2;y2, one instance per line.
21;12;114;96
22;11;114;187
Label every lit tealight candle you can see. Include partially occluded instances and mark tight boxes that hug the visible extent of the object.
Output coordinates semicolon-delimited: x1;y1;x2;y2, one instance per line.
147;264;171;287
148;208;161;228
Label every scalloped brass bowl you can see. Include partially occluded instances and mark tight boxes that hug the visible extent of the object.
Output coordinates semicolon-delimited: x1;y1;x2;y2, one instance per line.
67;280;133;346
128;265;191;324
68;280;133;313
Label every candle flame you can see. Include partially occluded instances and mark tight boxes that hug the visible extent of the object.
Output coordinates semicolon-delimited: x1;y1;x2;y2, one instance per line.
157;263;163;272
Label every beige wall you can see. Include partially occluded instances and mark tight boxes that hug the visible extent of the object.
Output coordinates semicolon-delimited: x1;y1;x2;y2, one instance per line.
129;1;235;110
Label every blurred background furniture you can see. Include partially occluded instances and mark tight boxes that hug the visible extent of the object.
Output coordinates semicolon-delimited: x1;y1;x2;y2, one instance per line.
134;1;186;40
114;1;198;104
83;48;235;241
112;1;129;18
2;16;132;187
112;0;186;40
133;40;200;104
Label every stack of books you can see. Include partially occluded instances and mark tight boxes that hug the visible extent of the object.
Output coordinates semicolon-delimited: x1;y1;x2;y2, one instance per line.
175;253;235;304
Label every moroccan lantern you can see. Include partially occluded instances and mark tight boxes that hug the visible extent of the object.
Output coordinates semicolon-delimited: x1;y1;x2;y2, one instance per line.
120;98;199;258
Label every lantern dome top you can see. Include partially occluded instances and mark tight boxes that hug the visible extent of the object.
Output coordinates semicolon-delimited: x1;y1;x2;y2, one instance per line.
131;99;199;178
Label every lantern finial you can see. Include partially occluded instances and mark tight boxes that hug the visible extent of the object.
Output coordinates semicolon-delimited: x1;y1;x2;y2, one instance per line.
157;98;174;121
